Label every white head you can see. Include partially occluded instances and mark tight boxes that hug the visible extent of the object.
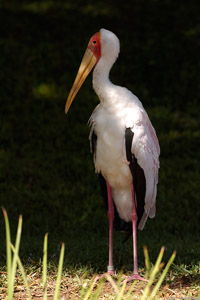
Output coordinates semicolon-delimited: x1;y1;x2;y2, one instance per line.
99;29;120;68
65;29;120;113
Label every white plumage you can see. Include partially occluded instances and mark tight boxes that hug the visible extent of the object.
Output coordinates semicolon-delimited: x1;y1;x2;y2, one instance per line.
89;29;160;230
65;28;160;279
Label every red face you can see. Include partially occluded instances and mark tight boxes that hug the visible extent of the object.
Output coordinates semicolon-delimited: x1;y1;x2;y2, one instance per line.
87;32;101;63
65;31;101;114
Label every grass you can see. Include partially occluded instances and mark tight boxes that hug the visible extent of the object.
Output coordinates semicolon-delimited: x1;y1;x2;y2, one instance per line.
2;209;177;299
0;0;200;299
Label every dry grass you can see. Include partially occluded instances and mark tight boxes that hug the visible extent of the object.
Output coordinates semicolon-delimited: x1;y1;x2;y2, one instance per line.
0;209;199;299
1;270;199;300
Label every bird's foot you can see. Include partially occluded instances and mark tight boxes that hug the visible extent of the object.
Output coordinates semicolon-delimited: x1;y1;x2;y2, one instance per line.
107;265;115;275
96;266;115;280
122;273;148;284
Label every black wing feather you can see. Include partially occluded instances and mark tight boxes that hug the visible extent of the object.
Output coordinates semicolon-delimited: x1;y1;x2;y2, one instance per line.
125;128;146;224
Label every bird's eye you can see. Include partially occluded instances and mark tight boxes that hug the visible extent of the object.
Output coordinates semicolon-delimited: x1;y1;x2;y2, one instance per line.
92;40;97;44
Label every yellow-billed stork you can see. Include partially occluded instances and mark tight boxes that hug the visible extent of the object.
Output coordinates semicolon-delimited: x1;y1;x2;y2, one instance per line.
65;29;160;281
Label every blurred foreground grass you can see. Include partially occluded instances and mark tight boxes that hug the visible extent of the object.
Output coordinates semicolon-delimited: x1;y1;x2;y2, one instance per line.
1;208;178;299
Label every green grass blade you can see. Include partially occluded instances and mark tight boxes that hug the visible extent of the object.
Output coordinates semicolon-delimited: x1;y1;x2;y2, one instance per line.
53;242;65;300
43;233;48;300
91;277;105;300
82;276;99;300
149;250;176;300
143;245;151;278
10;215;23;294
141;246;165;300
125;280;137;298
116;271;124;288
2;208;12;300
115;281;126;300
105;274;119;294
10;243;32;300
149;246;165;283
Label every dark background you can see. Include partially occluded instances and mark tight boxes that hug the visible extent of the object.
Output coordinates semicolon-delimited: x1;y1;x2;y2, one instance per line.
0;0;199;274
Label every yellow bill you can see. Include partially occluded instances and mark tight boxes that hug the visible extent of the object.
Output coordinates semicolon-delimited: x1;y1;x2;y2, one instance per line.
65;48;97;114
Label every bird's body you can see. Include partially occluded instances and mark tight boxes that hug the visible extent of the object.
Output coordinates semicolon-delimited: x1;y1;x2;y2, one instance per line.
65;28;160;280
89;29;159;229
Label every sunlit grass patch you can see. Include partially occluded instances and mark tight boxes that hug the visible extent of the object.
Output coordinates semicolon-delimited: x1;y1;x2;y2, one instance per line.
0;208;179;300
2;208;64;300
33;83;57;99
1;208;199;299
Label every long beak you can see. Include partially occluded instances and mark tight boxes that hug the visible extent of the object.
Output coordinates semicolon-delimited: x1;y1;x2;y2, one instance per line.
65;48;97;114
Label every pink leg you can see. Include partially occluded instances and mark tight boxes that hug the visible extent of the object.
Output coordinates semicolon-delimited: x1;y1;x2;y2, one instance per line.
125;183;147;282
106;181;115;274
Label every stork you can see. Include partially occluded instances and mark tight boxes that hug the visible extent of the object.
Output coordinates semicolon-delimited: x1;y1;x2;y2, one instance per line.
65;29;160;281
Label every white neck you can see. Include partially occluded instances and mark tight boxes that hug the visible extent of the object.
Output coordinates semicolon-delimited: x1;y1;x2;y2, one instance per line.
92;58;114;101
92;28;120;104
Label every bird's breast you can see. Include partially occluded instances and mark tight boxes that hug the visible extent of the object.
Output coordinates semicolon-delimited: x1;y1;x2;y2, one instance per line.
93;107;132;188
